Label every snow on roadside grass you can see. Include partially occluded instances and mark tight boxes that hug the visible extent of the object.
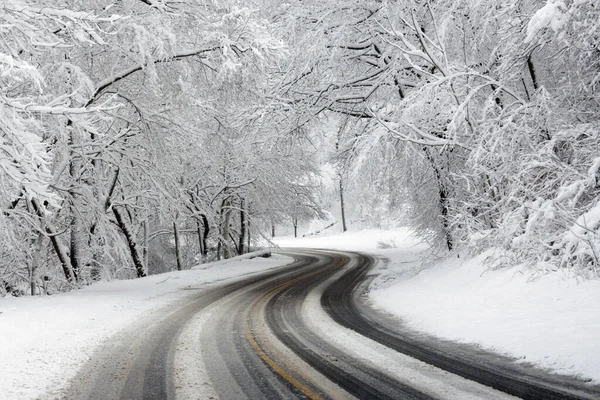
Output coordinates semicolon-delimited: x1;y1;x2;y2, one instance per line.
274;228;421;252
0;253;291;400
275;228;600;383
370;249;600;383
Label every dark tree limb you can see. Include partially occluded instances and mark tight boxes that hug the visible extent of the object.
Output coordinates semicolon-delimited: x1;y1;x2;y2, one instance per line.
113;206;146;277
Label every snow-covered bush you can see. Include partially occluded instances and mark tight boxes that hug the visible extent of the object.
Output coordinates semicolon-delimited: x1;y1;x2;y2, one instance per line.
501;124;600;278
376;239;397;249
526;0;599;113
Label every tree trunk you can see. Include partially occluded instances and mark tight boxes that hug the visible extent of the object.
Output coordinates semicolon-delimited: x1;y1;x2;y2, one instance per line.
527;54;539;90
90;167;121;281
196;219;205;258
69;217;81;281
68;123;82;281
247;215;251;252
293;218;298;238
424;148;453;251
30;198;75;282
173;221;182;271
339;175;347;232
239;199;246;255
437;180;453;251
88;223;100;281
30;233;44;295
220;198;231;260
113;206;146;277
230;233;241;255
142;219;149;272
336;126;348;233
201;214;209;257
271;224;275;238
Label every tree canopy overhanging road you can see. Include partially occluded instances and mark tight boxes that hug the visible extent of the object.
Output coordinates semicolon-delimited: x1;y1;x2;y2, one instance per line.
2;0;599;299
2;2;599;398
62;250;600;400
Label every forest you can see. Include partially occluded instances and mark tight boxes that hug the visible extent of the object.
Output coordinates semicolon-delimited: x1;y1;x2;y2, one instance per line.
0;0;598;295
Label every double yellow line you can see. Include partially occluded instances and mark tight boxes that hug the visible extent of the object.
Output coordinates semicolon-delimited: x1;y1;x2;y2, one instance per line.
242;256;347;400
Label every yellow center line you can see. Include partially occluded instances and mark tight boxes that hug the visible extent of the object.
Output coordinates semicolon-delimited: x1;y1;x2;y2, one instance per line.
243;257;348;399
244;323;322;400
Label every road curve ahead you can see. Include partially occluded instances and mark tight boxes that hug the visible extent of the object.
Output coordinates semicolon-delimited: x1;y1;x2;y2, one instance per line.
62;249;600;400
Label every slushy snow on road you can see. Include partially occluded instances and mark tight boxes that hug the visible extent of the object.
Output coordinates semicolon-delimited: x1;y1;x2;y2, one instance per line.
0;253;291;400
276;228;600;384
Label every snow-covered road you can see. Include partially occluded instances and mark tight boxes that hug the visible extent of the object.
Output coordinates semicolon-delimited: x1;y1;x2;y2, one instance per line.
276;229;600;386
57;249;521;399
46;249;600;398
0;253;291;399
2;229;600;399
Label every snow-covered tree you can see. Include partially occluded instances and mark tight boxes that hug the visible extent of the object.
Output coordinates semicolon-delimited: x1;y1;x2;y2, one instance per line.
273;0;600;277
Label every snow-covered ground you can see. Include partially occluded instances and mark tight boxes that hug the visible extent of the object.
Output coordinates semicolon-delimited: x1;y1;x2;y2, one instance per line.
275;228;600;384
0;253;291;400
2;229;598;400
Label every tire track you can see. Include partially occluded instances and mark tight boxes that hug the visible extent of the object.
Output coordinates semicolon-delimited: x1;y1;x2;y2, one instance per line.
321;252;600;400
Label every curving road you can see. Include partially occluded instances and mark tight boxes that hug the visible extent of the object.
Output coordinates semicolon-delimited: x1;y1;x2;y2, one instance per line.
62;249;600;400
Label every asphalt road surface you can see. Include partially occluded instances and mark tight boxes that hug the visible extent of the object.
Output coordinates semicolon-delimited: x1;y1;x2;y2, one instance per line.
62;249;600;399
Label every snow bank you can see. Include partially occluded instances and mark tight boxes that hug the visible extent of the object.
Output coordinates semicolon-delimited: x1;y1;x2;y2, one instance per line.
370;249;600;383
190;249;273;269
0;254;291;400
